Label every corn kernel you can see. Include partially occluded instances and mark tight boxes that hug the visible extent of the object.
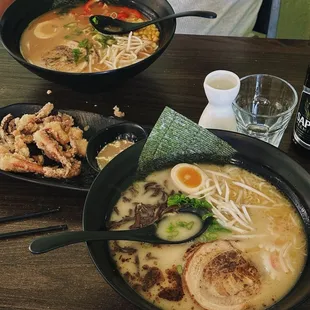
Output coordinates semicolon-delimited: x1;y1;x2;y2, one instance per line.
133;24;160;41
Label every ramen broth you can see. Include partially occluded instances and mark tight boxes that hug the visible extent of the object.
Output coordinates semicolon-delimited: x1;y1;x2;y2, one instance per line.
109;164;307;310
96;139;134;170
156;213;203;241
20;2;159;73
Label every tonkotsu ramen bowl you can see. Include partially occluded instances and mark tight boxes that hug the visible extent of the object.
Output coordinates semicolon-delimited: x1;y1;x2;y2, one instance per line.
0;0;176;91
83;130;310;310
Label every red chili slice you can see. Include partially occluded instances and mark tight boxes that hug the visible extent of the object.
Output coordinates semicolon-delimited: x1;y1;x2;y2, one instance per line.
117;11;129;20
119;7;142;19
83;0;98;15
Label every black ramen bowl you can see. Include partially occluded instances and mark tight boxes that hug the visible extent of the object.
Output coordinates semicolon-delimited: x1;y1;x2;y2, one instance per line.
0;0;176;91
86;122;148;172
83;130;310;310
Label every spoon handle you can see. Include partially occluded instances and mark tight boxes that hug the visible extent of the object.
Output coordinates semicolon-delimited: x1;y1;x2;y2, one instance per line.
29;227;156;254
167;10;217;19
132;11;217;29
91;10;217;35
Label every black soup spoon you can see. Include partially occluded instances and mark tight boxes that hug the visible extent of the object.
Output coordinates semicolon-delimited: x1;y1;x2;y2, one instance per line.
90;10;217;35
29;207;212;254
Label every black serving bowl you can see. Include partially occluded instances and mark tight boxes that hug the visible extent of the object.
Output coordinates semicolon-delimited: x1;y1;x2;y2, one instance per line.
0;0;176;90
86;122;148;172
83;130;310;310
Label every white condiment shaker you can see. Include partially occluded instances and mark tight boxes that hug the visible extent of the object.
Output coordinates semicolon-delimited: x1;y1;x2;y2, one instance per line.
198;70;240;131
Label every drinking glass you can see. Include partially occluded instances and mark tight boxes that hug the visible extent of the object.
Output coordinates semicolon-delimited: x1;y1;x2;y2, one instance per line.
232;74;298;147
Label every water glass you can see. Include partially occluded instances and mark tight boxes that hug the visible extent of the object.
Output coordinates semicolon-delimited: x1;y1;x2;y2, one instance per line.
232;74;298;147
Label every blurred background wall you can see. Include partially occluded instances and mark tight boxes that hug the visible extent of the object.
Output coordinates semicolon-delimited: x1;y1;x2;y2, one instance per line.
254;0;310;39
277;0;310;39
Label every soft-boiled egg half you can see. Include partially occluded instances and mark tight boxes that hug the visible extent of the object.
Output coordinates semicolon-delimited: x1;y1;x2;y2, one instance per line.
34;20;61;39
171;163;206;194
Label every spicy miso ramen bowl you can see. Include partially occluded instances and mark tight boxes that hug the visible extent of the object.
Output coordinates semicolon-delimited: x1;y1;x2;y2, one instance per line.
83;130;310;310
0;0;176;90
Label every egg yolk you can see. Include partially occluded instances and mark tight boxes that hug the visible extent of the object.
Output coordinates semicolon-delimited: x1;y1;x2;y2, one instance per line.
177;167;202;188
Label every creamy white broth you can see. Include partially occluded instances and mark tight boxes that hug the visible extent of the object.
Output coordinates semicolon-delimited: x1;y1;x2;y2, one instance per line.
156;213;203;241
109;165;307;310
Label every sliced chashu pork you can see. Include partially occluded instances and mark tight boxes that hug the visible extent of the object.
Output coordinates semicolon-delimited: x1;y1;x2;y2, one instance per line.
183;241;261;310
42;43;87;73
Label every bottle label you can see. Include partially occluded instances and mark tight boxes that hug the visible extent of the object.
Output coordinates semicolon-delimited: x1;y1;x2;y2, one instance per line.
294;91;310;149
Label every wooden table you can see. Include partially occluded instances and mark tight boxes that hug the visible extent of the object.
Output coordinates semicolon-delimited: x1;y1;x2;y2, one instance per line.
0;35;309;310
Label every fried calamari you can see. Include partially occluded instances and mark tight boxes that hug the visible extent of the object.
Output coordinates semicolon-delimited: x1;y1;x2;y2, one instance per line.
0;103;87;179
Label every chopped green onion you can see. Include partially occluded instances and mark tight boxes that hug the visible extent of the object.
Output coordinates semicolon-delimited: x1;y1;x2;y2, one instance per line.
94;34;117;47
106;38;116;45
141;243;152;249
186;221;194;229
92;16;99;25
176;265;183;274
64;22;77;28
166;220;196;240
167;222;177;233
176;221;194;230
77;39;93;61
72;48;82;64
78;38;90;48
73;28;83;36
202;212;213;220
167;231;179;240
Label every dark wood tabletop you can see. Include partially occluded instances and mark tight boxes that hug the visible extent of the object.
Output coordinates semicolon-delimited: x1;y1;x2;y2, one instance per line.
0;34;309;310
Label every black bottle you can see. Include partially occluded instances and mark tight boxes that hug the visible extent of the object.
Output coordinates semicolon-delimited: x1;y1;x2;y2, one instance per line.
293;65;310;151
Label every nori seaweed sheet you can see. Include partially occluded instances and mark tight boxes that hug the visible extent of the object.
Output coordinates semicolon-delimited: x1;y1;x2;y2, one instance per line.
137;107;237;179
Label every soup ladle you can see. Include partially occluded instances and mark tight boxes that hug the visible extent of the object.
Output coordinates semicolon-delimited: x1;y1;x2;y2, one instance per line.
29;206;212;254
89;10;217;35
